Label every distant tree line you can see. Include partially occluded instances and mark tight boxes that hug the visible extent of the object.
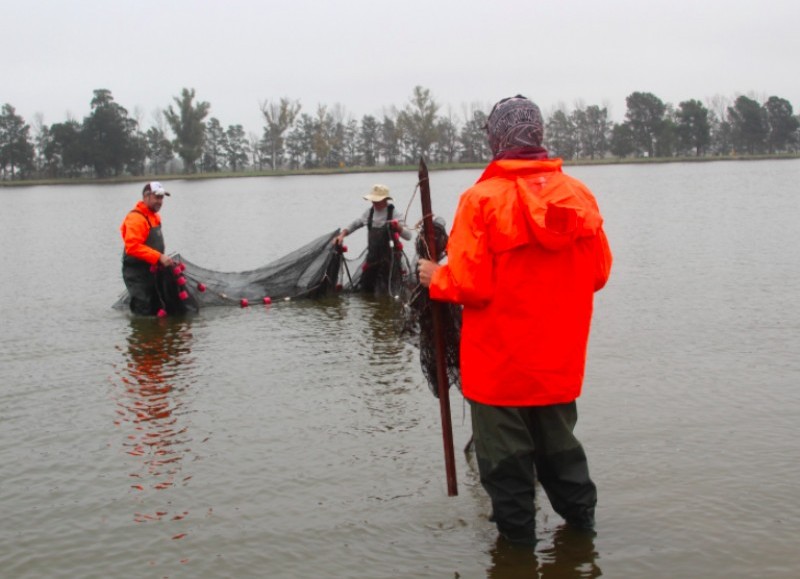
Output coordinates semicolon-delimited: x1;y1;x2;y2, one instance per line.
1;86;798;181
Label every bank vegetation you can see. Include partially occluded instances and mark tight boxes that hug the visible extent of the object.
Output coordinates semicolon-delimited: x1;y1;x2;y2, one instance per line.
1;86;798;186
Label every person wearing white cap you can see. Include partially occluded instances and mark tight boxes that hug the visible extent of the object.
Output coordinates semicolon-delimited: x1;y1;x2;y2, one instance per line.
120;182;175;315
333;184;413;293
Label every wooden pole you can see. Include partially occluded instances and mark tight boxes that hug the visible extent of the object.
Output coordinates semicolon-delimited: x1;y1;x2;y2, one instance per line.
418;157;458;496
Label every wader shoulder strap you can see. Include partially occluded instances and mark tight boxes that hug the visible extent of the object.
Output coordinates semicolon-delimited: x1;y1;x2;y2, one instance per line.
367;205;394;230
129;209;153;229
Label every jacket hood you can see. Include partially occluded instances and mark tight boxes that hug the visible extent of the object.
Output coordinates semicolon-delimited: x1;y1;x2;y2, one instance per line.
479;159;604;251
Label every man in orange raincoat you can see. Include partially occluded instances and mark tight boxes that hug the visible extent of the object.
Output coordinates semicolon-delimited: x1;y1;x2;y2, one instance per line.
419;95;612;545
120;182;175;315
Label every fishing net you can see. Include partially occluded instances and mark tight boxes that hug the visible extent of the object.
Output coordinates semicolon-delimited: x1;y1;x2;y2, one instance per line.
113;230;344;312
338;237;413;299
399;217;462;397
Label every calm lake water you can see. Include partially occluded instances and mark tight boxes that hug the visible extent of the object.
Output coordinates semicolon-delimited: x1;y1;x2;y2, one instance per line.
1;160;799;578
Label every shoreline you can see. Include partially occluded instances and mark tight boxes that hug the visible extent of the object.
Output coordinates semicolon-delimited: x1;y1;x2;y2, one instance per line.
2;153;798;188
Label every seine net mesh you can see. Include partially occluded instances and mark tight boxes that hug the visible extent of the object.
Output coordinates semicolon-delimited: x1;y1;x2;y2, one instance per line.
113;230;343;311
399;217;462;397
338;239;413;298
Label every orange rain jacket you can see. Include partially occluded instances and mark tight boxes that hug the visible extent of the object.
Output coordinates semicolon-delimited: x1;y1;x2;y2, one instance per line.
429;158;612;407
120;201;164;265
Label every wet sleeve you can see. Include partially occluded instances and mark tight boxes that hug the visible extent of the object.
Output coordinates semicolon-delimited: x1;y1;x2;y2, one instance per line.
121;213;161;265
344;208;369;234
396;211;413;240
429;194;493;308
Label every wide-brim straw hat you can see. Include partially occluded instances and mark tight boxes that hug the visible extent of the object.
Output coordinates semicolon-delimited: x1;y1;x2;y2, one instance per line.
363;184;392;202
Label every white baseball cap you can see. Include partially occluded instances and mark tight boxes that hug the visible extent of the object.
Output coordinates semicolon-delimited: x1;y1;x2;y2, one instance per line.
143;181;170;197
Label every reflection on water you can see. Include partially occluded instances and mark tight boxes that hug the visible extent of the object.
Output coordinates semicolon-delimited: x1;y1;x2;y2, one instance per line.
488;525;601;578
362;295;409;364
112;317;198;539
351;297;421;429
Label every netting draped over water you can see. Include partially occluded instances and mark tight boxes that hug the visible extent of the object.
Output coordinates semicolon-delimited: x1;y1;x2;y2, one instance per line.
113;230;344;311
175;230;343;305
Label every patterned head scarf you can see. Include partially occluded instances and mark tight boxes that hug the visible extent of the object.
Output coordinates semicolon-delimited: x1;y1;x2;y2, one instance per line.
486;95;544;157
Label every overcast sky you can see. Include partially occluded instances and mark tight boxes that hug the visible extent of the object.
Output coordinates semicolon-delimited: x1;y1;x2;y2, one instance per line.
5;0;799;135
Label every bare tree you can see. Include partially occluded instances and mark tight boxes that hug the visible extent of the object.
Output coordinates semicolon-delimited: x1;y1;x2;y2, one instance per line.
259;97;301;170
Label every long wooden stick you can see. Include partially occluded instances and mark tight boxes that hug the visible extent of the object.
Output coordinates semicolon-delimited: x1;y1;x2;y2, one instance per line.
418;157;458;496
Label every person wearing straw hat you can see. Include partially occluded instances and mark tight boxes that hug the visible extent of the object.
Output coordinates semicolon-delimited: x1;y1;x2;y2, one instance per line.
120;181;175;315
334;184;412;293
418;95;612;545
